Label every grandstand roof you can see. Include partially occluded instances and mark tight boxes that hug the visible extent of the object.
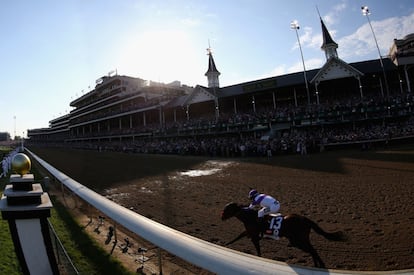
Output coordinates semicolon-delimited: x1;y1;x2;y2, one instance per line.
351;58;396;74
216;58;395;99
163;93;189;108
163;55;397;109
311;57;364;84
218;70;319;98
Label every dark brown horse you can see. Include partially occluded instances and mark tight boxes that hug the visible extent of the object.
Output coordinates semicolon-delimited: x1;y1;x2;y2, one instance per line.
221;202;346;268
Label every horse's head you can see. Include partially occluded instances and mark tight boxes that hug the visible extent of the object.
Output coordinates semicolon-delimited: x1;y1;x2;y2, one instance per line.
221;202;241;220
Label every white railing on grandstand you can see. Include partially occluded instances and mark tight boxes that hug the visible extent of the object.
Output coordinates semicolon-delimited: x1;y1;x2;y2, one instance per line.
27;149;414;275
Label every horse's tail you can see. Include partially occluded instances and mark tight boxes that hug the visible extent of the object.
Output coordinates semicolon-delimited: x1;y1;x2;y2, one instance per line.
307;218;347;241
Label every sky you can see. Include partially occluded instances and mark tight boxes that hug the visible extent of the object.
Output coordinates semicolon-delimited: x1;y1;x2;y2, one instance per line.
1;0;414;139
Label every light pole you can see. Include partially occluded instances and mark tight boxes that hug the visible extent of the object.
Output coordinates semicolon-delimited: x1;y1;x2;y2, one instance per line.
361;6;390;99
13;115;16;140
291;20;310;106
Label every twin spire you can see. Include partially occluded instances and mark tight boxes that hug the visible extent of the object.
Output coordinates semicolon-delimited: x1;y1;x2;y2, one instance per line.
205;46;220;88
320;17;338;60
203;13;338;89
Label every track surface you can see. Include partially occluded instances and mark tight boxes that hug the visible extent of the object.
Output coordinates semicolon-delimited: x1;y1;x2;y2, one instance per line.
30;146;414;271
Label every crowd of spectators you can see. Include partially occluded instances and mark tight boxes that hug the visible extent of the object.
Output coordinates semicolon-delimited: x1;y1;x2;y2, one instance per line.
57;114;414;158
70;92;414;139
31;92;414;158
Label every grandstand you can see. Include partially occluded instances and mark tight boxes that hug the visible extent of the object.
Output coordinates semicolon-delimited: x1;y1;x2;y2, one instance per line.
0;132;11;142
27;20;414;154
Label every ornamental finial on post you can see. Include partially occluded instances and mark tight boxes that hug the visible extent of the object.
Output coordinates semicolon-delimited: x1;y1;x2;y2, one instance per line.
11;153;31;176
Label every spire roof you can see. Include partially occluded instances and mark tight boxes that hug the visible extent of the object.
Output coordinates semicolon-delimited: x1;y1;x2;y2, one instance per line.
205;48;220;76
320;18;338;49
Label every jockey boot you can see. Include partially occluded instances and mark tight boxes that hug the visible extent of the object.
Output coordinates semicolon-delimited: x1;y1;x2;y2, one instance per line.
257;217;265;228
258;217;270;234
265;229;273;235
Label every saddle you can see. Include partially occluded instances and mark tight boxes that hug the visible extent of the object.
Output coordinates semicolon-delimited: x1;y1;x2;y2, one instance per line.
263;213;283;240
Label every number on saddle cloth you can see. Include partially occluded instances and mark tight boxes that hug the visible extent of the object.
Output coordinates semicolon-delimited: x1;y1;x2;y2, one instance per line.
266;214;283;239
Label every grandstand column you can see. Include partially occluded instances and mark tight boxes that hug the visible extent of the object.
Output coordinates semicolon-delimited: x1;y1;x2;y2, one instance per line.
404;66;411;93
379;78;384;97
159;107;163;126
0;153;59;275
313;83;320;105
214;98;219;122
252;95;256;113
358;77;363;99
316;90;320;105
233;98;237;114
294;88;298;107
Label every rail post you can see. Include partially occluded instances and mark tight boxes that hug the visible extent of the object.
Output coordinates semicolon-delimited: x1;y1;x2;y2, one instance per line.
0;153;59;275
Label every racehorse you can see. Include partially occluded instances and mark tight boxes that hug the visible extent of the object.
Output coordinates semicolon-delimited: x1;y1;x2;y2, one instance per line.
221;202;346;268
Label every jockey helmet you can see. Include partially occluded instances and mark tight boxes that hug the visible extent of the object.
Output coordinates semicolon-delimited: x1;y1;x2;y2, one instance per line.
248;189;258;199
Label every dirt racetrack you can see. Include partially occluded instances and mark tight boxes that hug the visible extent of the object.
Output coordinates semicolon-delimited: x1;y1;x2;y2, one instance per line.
29;145;414;272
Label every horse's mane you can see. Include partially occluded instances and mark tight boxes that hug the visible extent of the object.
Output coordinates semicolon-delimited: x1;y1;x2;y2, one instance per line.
238;204;258;215
236;203;251;210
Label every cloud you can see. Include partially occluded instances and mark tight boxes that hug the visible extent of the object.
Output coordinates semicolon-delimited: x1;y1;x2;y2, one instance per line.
266;65;288;77
323;1;347;26
291;26;320;51
180;17;201;27
290;0;347;52
339;11;414;60
288;58;324;73
264;57;324;78
292;0;347;53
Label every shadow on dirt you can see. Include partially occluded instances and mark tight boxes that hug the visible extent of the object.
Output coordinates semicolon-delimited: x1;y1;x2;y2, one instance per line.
239;145;414;174
29;147;206;191
29;145;414;191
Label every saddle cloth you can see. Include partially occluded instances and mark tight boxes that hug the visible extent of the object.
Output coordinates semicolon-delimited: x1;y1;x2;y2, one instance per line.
264;213;283;240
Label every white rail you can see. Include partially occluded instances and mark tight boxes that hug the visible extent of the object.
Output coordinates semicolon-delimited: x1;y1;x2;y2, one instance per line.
27;149;414;275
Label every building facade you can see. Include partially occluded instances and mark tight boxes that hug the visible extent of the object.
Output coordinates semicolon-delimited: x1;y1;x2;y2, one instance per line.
28;27;414;149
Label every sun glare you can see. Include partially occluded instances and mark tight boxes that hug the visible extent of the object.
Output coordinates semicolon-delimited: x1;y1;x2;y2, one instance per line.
118;29;204;85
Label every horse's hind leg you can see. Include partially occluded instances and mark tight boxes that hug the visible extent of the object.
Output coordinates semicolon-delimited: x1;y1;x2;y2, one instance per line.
290;240;325;268
305;243;325;268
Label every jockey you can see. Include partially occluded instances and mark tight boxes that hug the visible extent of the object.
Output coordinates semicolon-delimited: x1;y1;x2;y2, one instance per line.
248;189;280;222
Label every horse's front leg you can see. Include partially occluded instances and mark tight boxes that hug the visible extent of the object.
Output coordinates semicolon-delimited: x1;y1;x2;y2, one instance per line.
226;230;248;245
251;235;261;257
